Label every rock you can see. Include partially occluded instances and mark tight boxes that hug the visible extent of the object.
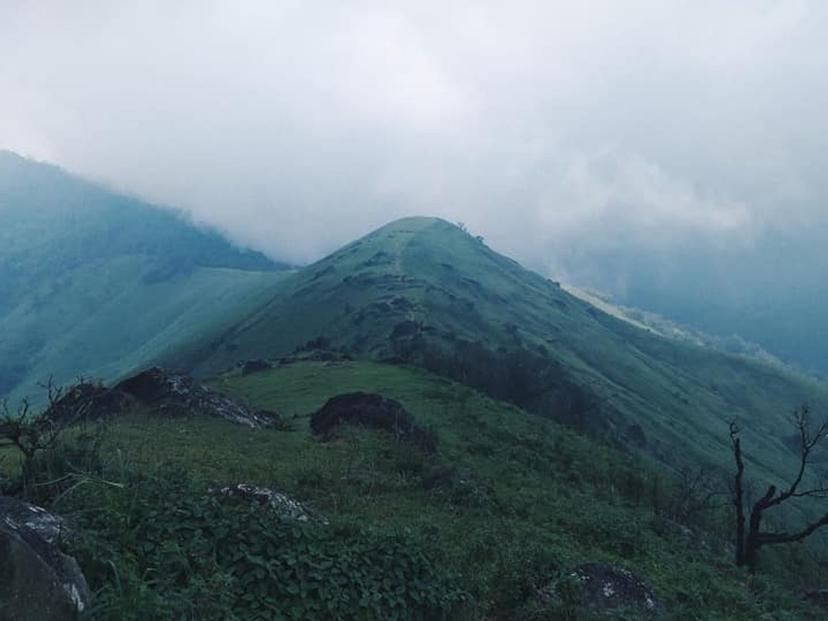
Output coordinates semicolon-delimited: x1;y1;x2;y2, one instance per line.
310;392;437;453
239;359;273;376
0;497;67;544
278;350;352;365
0;496;89;621
210;484;326;523
45;381;135;426
802;589;828;607
570;563;663;616
46;367;277;428
115;368;277;428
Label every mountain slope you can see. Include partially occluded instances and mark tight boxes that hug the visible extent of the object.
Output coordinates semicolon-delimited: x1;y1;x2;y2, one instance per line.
11;360;825;618
580;227;828;375
0;151;289;402
168;217;828;491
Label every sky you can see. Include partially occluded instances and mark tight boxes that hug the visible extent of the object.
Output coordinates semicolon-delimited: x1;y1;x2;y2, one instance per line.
1;0;827;279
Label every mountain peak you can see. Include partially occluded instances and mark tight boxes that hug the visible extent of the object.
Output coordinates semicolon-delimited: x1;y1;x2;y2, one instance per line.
368;216;454;238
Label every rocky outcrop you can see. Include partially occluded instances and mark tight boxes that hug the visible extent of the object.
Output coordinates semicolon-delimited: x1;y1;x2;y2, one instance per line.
310;392;437;453
0;497;67;544
45;381;135;426
0;496;89;621
239;359;273;376
209;484;326;523
116;368;277;427
569;563;663;616
47;368;277;428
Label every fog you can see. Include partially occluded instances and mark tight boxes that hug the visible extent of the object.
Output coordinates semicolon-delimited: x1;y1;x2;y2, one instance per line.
2;0;826;279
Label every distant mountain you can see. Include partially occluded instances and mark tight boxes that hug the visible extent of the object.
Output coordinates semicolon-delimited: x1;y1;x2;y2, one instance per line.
167;216;828;489
0;151;289;402
566;227;828;376
562;283;786;368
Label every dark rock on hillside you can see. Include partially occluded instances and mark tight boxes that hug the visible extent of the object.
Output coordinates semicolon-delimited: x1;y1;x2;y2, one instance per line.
0;496;89;621
802;589;828;607
311;392;437;453
0;497;67;544
115;368;276;427
46;368;276;428
278;349;353;365
209;484;326;523
45;381;135;426
569;563;663;616
277;337;353;364
239;359;273;375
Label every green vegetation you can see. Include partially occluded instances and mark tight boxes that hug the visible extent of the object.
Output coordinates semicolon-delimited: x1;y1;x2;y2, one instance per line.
167;217;828;505
0;151;288;404
6;361;825;619
4;154;828;618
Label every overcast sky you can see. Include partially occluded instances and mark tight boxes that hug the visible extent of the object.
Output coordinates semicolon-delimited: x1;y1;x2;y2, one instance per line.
1;0;826;277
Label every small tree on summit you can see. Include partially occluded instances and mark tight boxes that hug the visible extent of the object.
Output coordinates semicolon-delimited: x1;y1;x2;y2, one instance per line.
729;406;828;570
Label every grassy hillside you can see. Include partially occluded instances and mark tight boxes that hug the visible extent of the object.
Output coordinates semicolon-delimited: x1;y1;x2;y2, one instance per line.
0;151;289;402
12;361;825;619
167;217;828;502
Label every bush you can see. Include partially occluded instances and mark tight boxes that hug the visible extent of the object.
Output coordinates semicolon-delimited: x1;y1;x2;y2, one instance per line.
62;463;467;619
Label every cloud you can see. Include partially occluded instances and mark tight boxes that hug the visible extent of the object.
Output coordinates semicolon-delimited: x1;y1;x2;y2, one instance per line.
1;0;826;271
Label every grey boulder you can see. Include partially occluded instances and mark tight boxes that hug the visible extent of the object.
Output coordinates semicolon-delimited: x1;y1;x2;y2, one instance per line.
0;496;89;621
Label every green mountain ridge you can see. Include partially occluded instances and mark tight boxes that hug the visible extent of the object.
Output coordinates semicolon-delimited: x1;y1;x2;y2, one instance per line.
3;152;827;529
3;156;828;617
0;151;290;403
165;217;828;504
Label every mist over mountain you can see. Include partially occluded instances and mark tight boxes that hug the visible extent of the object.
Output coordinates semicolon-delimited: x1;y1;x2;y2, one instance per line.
0;152;287;401
563;224;828;375
2;154;828;618
3;3;828;617
3;2;826;374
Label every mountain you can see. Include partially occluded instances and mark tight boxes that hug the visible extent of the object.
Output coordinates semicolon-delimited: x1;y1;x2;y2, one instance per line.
0;151;289;402
4;178;828;617
39;358;821;619
562;283;785;367
4;151;826;517
167;217;828;489
569;227;828;376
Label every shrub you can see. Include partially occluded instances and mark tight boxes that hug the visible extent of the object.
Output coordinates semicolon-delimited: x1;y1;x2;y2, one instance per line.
62;463;467;619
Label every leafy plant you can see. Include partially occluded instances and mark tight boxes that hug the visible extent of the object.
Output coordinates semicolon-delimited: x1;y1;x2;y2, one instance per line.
61;462;467;619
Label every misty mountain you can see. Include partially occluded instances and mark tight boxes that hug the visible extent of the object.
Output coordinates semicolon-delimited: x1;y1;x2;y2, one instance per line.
3;160;828;618
165;217;828;488
569;229;828;376
0;151;288;402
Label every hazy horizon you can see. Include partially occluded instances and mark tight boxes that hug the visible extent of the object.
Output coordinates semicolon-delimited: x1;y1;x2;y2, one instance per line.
3;1;828;371
2;2;826;265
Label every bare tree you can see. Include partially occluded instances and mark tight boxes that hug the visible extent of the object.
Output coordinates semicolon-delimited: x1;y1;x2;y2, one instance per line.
0;380;63;463
0;377;96;491
730;406;828;570
667;465;724;523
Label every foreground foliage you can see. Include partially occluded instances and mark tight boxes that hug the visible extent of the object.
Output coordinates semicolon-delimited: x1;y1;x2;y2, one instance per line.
59;463;465;620
4;361;826;619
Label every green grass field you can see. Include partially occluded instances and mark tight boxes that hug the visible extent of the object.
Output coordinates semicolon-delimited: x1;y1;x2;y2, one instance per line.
164;218;828;518
21;360;818;619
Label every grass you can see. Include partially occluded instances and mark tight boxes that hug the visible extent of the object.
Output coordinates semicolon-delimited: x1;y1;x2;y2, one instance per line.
23;360;825;619
163;217;828;517
0;151;287;405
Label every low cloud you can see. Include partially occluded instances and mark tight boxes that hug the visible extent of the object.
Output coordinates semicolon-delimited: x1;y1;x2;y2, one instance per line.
1;1;826;275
